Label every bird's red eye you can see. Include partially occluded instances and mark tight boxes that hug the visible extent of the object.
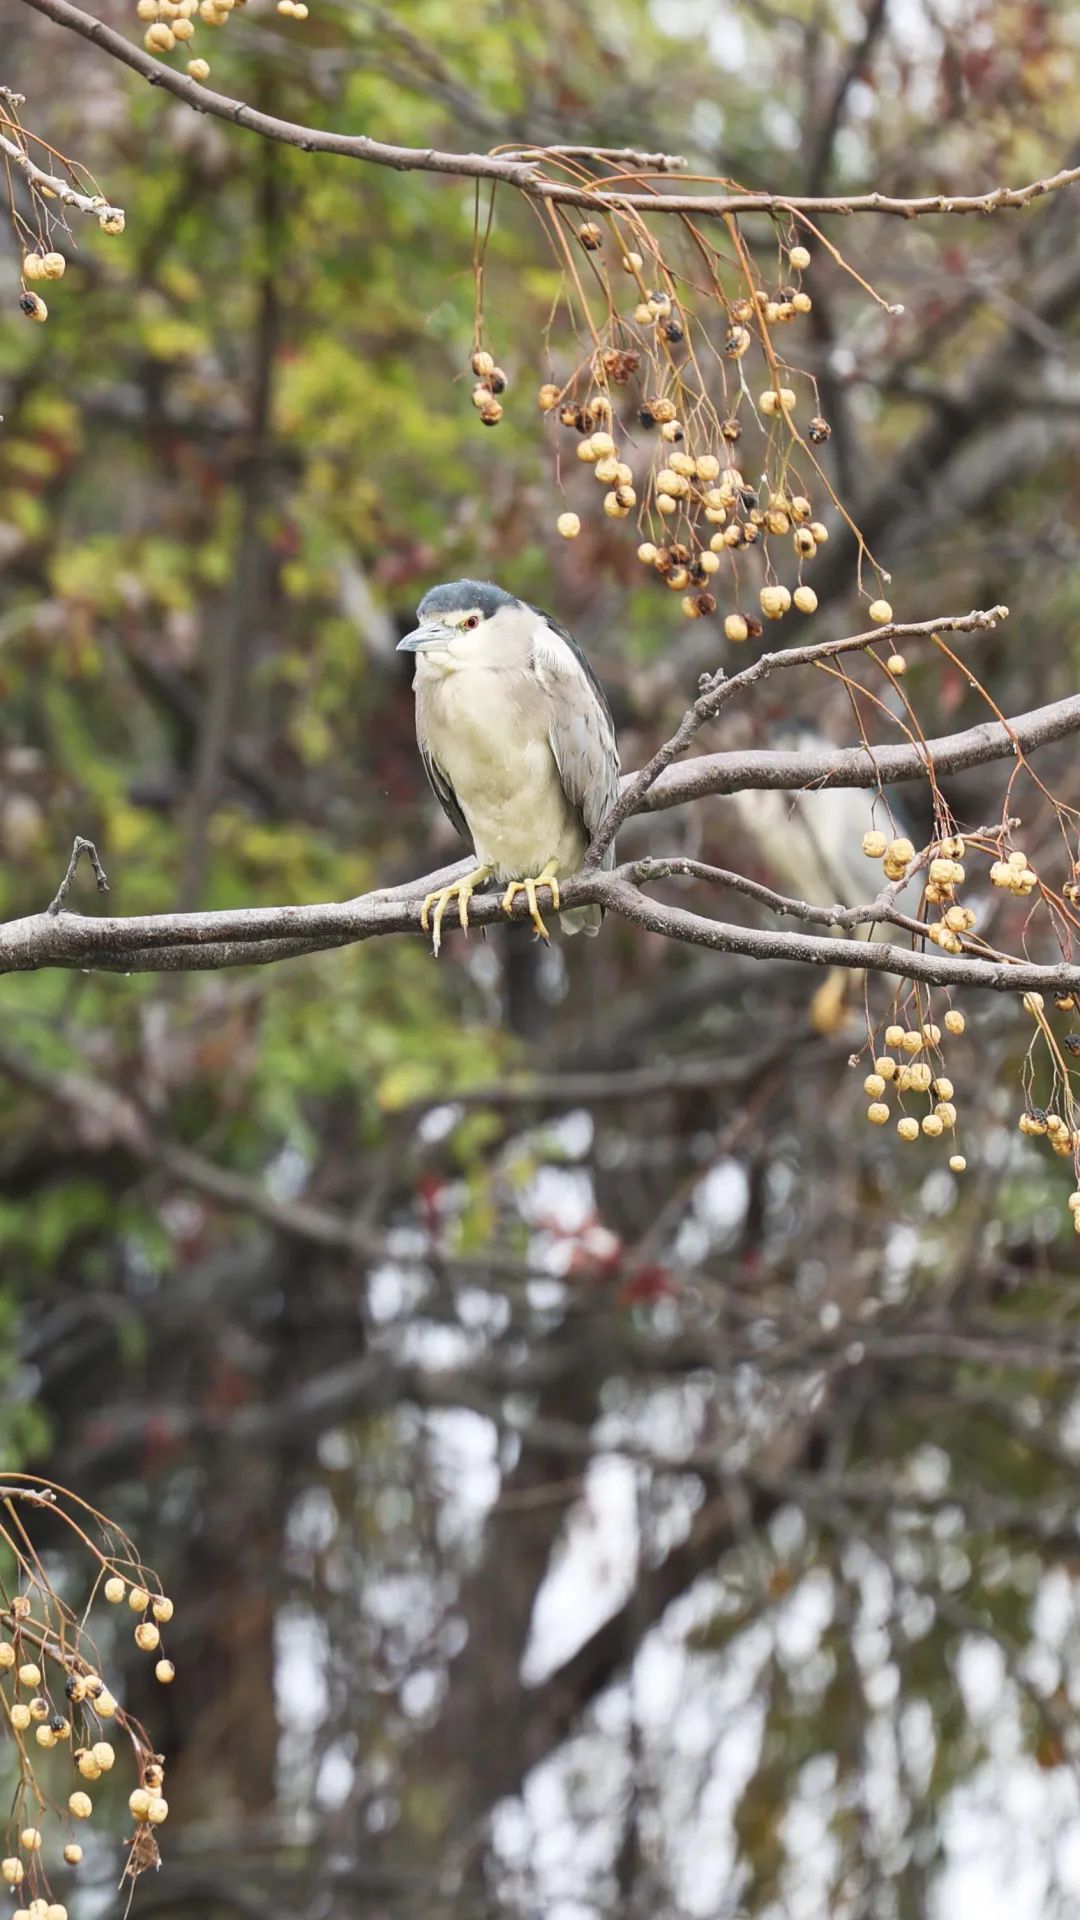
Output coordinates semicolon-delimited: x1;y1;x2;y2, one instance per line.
463;614;479;630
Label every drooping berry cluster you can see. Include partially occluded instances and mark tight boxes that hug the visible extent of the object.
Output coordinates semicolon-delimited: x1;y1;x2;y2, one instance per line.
471;220;897;629
856;822;1080;1223
1;1482;175;1900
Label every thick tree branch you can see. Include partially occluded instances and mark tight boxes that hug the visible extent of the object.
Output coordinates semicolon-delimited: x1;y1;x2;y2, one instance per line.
639;691;1080;813
3;858;1080;995
15;0;1080;221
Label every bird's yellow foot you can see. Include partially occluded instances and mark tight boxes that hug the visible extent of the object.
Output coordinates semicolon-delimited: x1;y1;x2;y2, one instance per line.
501;862;561;942
421;865;493;956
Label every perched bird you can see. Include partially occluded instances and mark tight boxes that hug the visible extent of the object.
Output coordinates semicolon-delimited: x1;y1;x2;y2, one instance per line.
398;580;620;953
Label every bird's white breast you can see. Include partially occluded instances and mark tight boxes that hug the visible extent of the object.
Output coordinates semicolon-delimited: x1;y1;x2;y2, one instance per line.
417;662;586;881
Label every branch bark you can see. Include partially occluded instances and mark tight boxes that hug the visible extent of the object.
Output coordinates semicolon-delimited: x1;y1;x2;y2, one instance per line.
15;0;1080;222
637;691;1080;813
4;858;1080;995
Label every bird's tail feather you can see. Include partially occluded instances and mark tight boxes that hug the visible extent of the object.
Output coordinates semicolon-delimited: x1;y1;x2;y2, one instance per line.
561;903;603;937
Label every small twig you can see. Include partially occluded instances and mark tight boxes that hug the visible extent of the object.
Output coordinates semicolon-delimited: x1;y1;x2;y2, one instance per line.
0;125;124;225
47;835;110;916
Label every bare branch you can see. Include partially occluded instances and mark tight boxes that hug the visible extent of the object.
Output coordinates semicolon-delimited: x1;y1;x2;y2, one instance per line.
586;606;1010;864
0;122;125;225
15;0;1080;222
6;857;1080;995
639;691;1080;813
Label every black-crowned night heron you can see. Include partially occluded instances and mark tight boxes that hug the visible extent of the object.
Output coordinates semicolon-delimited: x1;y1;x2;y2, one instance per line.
398;580;620;953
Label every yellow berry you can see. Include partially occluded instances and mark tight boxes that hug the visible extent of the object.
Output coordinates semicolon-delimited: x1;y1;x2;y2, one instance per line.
63;1845;83;1866
897;1118;919;1141
2;1861;24;1887
724;615;749;643
129;1586;150;1612
146;1797;169;1826
868;598;893;624
35;1726;56;1749
944;1010;965;1035
10;1705;30;1731
759;387;796;416
104;1576;125;1604
921;1114;944;1137
18;1664;41;1688
867;1103;890;1125
187;56;210;78
874;1057;896;1080
95;1689;117;1717
864;1074;886;1098
134;1622;160;1652
789;245;811;270
129;1790;152;1822
144;21;175;48
19;1831;41;1854
884;1025;904;1048
759;584;791;620
556;512;580;540
155;1658;176;1684
862;831;887;858
949;1155;966;1173
1023;992;1045;1015
92;1741;115;1770
793;585;818;614
886;653;906;674
68;1793;93;1820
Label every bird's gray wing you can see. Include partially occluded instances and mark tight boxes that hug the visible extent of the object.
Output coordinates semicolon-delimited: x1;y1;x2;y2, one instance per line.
527;606;621;867
419;744;470;845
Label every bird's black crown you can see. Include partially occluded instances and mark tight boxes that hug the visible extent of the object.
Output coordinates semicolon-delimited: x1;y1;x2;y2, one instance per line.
417;580;516;623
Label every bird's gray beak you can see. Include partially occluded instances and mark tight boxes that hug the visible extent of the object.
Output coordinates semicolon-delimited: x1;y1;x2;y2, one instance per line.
397;623;448;653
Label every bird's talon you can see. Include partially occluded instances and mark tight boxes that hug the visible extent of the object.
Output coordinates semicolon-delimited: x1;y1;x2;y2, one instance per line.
420;866;493;956
501;863;561;942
